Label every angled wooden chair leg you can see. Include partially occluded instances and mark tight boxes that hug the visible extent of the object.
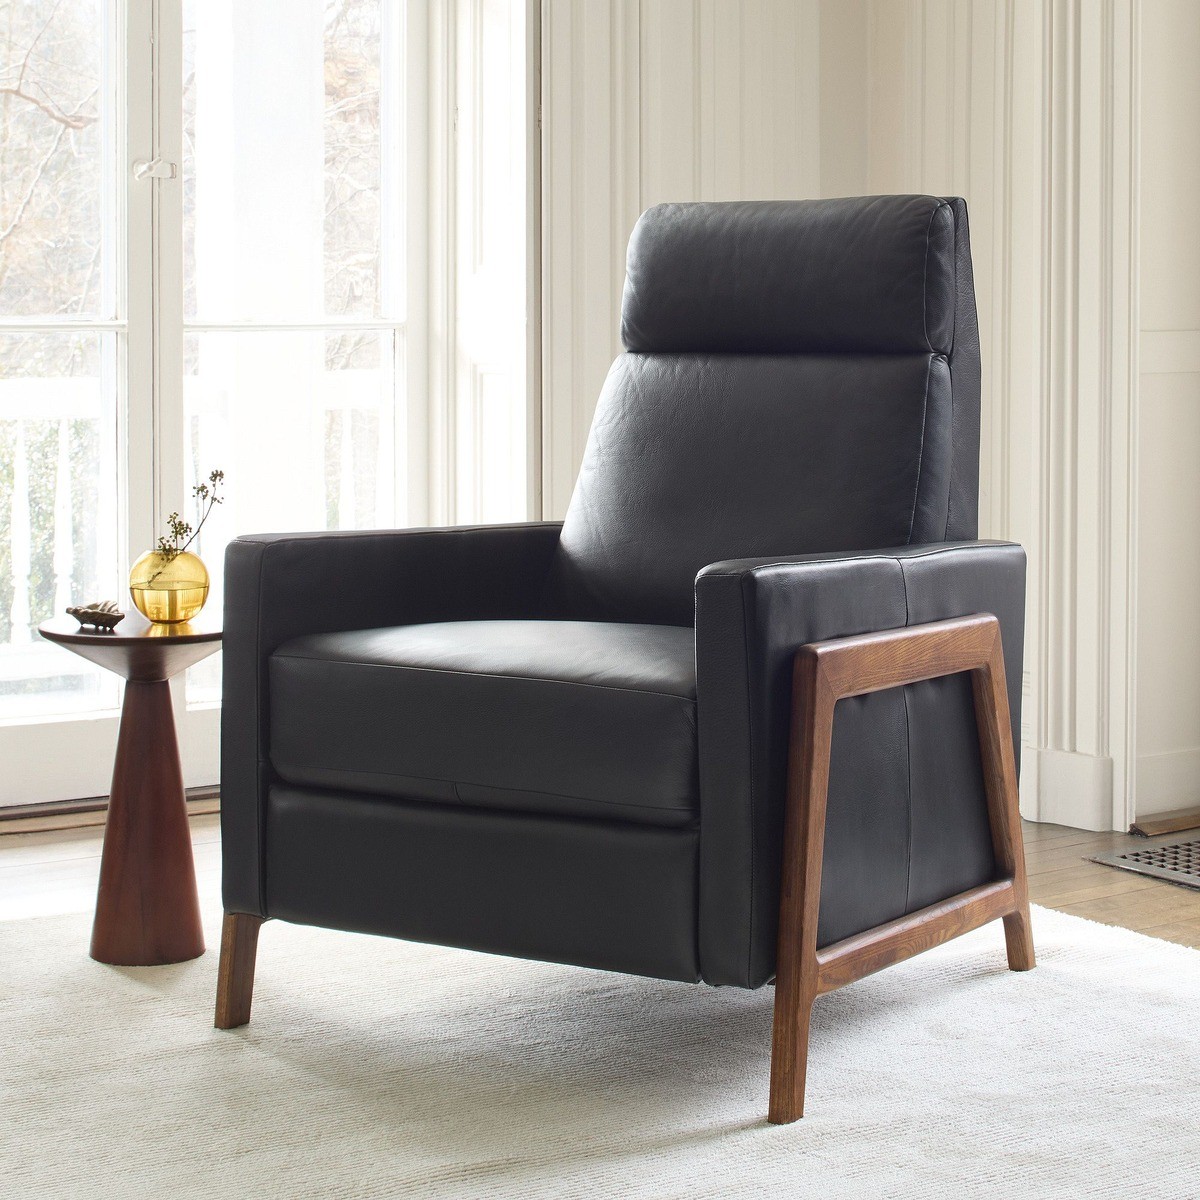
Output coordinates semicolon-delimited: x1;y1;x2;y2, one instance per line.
1002;908;1036;971
769;985;817;1124
215;912;264;1030
769;649;836;1125
970;635;1036;973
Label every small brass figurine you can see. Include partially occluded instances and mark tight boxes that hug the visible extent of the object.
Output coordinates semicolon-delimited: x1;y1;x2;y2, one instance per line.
66;600;124;631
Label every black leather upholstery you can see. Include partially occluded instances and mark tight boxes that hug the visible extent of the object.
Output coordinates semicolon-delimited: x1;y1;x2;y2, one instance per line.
546;352;954;625
269;620;698;827
265;786;700;982
621;196;958;355
221;522;563;916
220;195;1021;994
548;196;981;625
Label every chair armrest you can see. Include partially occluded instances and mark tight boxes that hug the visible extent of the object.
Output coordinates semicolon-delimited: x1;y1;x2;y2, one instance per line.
692;540;1026;988
221;521;563;916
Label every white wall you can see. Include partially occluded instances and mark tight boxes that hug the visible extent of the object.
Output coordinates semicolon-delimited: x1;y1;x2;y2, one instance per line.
812;0;1198;829
829;0;1142;833
540;0;1195;830
540;0;820;517
1135;0;1200;817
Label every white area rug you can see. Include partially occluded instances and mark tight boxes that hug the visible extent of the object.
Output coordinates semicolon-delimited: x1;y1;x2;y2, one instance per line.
2;903;1198;1199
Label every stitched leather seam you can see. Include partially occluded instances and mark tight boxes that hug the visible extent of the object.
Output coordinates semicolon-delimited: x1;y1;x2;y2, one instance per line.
942;196;958;356
898;556;915;915
691;586;704;976
945;199;960;539
253;541;269;916
235;521;562;547
890;543;999;558
270;655;698;704
270;761;697;816
702;558;889;580
945;356;956;540
699;540;1013;579
906;354;934;545
738;571;758;987
920;200;950;354
921;205;935;351
701;553;906;581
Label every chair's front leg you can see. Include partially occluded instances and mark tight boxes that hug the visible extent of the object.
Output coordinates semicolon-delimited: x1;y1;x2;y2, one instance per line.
215;912;265;1029
768;649;837;1124
768;614;1034;1125
971;655;1036;973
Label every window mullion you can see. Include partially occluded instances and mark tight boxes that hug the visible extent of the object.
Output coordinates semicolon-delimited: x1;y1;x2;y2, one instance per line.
399;0;430;526
124;0;156;563
151;0;186;558
425;0;457;526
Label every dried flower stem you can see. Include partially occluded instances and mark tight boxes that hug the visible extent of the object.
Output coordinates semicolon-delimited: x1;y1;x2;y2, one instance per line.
145;469;225;586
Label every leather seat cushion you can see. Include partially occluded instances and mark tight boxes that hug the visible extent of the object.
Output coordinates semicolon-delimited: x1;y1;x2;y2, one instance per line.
268;620;699;827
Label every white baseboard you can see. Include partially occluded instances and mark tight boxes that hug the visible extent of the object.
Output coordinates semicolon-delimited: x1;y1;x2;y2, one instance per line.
1028;749;1114;832
1135;748;1200;818
1019;750;1039;823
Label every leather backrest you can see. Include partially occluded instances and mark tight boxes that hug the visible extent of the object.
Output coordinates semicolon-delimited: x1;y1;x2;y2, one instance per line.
547;196;981;626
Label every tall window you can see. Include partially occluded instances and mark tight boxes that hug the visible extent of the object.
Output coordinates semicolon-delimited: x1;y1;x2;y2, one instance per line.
0;1;120;730
0;0;531;804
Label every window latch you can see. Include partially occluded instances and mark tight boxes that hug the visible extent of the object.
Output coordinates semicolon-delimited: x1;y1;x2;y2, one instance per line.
132;158;177;181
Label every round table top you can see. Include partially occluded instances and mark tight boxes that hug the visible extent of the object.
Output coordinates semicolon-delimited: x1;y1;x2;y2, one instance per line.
39;611;222;682
39;612;222;646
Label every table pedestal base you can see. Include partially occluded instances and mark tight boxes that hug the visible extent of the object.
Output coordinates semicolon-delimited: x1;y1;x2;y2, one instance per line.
90;680;205;965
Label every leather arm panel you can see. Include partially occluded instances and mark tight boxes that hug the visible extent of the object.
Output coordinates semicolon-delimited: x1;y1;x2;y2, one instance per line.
220;521;564;915
694;540;1026;988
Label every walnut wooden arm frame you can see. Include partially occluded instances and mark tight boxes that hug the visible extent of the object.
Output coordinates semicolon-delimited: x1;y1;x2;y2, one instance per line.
767;612;1035;1124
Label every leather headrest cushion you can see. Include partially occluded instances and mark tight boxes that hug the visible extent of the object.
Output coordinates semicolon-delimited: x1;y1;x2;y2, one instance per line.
620;195;958;356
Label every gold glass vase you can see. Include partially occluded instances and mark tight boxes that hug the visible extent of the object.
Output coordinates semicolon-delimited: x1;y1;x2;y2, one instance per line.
128;550;210;624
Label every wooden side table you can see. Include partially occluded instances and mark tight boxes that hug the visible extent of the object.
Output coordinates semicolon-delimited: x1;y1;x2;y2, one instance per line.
39;613;222;965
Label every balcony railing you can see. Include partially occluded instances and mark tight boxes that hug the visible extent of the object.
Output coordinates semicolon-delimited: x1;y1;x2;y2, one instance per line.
0;357;401;719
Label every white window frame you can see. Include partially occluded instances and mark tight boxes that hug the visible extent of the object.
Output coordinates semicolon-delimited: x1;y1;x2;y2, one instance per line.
0;0;540;807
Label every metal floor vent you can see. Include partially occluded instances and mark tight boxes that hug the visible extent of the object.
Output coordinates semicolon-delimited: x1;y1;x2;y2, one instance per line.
1090;838;1200;891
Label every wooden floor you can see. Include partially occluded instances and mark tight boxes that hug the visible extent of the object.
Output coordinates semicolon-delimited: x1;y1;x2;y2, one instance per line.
1;813;1198;950
1023;820;1200;949
0;813;223;923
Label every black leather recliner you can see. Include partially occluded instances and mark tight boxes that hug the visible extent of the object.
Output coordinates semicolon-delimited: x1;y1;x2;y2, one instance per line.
216;195;1034;1123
